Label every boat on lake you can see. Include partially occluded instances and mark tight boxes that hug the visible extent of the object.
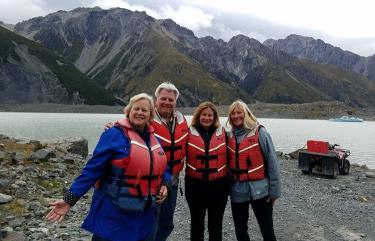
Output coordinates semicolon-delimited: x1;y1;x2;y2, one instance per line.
329;116;363;122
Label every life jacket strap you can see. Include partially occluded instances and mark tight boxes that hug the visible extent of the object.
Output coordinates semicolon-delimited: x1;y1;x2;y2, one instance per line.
163;145;182;152
196;154;218;161
229;168;249;174
168;159;182;166
187;164;226;174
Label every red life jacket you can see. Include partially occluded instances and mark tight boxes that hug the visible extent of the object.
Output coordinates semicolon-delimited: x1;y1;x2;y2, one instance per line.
186;126;227;181
151;111;188;175
99;118;167;212
227;125;266;181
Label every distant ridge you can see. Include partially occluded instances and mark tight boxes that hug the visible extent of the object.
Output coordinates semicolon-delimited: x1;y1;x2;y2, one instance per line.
0;26;120;105
2;7;375;107
264;34;375;81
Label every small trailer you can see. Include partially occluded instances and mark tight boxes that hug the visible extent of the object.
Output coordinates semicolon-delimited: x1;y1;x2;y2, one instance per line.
298;140;350;179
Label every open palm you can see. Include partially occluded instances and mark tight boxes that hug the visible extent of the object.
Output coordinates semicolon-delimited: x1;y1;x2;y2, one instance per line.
45;199;71;223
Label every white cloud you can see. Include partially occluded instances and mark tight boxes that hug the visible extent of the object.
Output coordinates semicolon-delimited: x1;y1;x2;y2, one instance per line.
159;5;213;31
187;0;375;38
90;0;161;18
1;0;375;55
246;32;270;43
90;1;214;31
209;23;244;41
0;0;47;23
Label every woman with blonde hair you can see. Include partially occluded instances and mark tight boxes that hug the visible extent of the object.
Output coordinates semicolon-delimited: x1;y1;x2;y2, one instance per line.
46;93;171;241
185;101;229;241
226;100;281;241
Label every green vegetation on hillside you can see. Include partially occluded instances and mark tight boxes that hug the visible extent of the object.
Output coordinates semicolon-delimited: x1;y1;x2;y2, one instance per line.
297;59;375;107
255;66;329;103
103;30;253;105
0;26;120;105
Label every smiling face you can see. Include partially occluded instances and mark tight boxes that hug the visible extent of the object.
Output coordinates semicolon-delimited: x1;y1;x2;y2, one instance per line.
230;106;245;128
199;107;215;129
155;89;177;119
129;99;151;129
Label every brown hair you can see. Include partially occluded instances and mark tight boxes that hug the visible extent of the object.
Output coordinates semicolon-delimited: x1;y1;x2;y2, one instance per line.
191;101;220;129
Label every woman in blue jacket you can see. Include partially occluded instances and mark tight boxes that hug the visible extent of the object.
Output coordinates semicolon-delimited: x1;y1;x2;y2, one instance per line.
46;93;171;241
226;100;281;241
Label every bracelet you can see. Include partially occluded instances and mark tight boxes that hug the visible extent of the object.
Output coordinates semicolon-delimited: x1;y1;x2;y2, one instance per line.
63;190;80;206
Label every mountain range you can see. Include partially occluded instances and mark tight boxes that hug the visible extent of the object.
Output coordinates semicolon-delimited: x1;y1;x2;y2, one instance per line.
264;34;375;81
0;26;118;105
1;7;375;107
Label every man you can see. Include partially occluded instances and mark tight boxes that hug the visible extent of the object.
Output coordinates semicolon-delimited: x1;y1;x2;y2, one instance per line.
148;82;188;241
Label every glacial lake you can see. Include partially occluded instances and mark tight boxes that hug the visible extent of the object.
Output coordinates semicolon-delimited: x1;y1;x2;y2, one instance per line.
0;112;374;168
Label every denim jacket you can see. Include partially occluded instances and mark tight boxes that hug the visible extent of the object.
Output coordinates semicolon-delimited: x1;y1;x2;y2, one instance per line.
230;127;281;203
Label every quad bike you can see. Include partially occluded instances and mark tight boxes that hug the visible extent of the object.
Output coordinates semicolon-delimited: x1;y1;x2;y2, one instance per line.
298;140;350;179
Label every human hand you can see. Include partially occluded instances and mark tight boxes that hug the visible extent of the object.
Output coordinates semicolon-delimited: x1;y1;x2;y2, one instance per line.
104;122;115;130
266;197;277;206
156;185;168;204
45;199;71;223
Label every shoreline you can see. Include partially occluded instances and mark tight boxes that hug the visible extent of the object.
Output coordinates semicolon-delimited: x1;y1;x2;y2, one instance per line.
1;101;375;120
0;135;374;240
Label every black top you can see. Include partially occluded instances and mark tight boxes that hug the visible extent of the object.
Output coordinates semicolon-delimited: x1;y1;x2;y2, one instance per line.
195;124;216;149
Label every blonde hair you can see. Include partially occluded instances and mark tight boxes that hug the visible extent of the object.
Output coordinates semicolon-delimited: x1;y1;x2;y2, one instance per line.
227;100;258;129
191;101;220;129
155;82;180;100
124;93;154;121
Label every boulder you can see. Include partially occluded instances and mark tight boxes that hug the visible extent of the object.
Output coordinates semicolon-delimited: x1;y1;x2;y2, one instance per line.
365;172;375;178
0;193;13;204
29;148;56;162
63;137;88;158
1;231;25;241
41;137;88;158
28;140;43;151
0;151;6;162
12;152;25;165
0;179;10;188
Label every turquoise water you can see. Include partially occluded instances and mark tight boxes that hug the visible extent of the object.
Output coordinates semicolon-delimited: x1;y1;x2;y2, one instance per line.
0;112;374;168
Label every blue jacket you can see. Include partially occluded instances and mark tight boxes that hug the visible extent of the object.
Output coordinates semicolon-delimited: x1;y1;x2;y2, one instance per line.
68;126;171;241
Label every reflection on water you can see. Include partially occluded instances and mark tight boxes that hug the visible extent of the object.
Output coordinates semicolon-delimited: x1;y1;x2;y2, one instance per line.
0;112;374;168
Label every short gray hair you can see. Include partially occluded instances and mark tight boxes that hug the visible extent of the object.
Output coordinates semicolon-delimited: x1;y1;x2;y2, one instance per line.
155;82;180;100
124;93;154;121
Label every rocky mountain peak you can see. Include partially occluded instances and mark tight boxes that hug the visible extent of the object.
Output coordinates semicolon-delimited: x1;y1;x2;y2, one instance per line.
227;34;271;59
7;7;375;107
156;18;195;38
0;21;14;31
263;34;374;79
71;6;102;13
229;34;263;48
263;38;276;47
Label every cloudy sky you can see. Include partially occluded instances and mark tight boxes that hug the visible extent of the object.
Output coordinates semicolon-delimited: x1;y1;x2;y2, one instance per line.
1;0;375;56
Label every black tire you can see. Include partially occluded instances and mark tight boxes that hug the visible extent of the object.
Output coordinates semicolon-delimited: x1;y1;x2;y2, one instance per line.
301;170;310;175
331;162;339;179
339;159;350;175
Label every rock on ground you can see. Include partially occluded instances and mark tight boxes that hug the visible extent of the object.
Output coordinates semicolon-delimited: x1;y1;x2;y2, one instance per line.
0;135;374;240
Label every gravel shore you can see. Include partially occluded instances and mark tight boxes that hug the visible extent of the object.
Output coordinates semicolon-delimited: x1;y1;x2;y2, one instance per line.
46;158;375;241
170;158;375;241
1;136;374;241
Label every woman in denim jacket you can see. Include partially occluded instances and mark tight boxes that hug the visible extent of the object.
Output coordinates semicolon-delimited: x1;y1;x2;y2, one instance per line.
226;100;281;241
